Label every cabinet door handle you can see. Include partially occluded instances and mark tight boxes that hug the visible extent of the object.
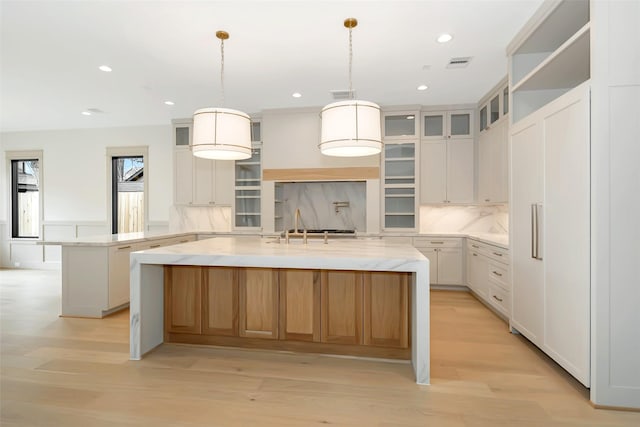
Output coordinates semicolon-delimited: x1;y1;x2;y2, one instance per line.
485;199;490;202
117;245;132;250
180;240;189;243
492;252;503;257
492;271;503;277
492;295;503;302
149;244;161;249
472;253;478;257
430;241;444;244
471;244;480;248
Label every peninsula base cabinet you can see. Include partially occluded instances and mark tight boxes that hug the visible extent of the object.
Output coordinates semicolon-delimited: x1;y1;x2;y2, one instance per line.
163;266;410;358
61;235;196;318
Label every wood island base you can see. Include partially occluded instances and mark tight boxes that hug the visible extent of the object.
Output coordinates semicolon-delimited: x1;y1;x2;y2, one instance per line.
163;266;411;360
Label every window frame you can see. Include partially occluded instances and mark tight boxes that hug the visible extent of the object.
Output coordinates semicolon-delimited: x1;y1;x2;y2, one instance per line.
106;146;149;235
6;150;44;240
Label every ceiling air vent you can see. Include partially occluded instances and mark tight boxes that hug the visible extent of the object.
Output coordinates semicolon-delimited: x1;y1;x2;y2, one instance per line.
330;89;356;100
446;57;473;69
87;108;105;114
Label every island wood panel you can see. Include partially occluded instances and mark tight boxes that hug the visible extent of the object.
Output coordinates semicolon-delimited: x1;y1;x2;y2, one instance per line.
279;269;321;342
164;266;202;335
320;270;363;345
363;272;409;348
239;268;279;339
202;267;238;337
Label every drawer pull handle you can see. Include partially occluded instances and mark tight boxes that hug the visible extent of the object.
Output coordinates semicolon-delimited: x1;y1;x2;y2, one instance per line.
180;240;189;243
149;244;161;249
492;271;503;277
492;295;503;302
430;241;444;244
472;244;480;248
493;252;503;257
117;245;132;250
472;253;478;257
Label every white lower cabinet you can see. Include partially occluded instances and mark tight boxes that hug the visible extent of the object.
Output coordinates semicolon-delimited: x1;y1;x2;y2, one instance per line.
413;237;463;285
466;238;510;317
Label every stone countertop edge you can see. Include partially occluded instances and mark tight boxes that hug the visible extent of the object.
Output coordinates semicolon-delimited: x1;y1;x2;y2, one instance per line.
39;230;508;250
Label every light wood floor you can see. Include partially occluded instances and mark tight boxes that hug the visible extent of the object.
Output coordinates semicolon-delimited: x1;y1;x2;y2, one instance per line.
1;270;639;426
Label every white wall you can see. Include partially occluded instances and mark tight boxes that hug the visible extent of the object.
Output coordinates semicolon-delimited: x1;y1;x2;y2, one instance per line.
1;125;173;267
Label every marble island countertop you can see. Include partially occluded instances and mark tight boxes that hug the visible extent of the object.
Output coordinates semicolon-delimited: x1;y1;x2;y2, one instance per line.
41;230;509;249
131;236;427;272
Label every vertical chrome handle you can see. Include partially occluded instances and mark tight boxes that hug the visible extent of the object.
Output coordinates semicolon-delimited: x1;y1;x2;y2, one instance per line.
531;203;543;260
531;204;536;259
535;203;543;260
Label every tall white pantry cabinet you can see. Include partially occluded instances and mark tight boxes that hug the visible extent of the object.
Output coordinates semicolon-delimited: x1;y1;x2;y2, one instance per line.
508;0;640;409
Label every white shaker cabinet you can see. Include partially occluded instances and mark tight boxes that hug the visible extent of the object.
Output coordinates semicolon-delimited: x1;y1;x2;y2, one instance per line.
510;83;590;386
420;110;474;204
413;237;463;285
173;121;234;206
477;118;508;203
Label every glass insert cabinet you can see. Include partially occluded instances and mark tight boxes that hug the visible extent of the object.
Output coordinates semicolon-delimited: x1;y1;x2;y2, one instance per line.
234;122;262;228
382;141;417;230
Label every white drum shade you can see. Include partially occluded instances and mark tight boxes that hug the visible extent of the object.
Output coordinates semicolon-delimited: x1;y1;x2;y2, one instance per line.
320;100;382;157
192;108;252;160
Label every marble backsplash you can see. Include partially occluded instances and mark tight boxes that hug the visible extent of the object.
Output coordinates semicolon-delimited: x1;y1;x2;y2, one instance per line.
169;205;232;232
277;181;366;232
419;204;509;234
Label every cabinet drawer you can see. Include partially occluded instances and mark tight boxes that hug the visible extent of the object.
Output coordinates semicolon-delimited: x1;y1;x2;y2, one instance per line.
413;237;462;249
487;284;510;317
488;261;510;290
467;239;509;264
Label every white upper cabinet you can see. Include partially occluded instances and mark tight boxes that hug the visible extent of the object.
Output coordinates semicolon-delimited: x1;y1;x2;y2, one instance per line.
172;119;234;206
477;79;509;203
420;109;474;204
422;111;473;140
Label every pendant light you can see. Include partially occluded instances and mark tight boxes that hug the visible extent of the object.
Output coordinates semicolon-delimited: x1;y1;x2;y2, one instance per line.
192;30;251;160
319;18;382;157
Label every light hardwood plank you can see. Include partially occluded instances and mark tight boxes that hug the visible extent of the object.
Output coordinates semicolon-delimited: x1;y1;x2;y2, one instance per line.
2;270;639;426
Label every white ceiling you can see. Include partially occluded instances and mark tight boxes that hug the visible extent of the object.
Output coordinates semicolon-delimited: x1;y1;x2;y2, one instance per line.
0;0;543;133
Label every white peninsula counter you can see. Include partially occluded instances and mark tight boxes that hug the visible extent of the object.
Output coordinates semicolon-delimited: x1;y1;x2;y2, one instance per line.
129;236;430;385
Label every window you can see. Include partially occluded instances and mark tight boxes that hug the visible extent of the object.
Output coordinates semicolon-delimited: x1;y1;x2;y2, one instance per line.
111;156;144;234
11;159;40;238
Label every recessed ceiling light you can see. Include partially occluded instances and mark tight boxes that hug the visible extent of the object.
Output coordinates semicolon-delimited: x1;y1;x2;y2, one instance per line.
164;101;175;106
98;65;112;72
81;111;91;116
436;33;453;43
292;92;302;98
417;85;428;91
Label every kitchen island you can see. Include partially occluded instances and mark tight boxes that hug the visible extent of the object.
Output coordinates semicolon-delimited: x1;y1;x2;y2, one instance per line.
129;236;430;384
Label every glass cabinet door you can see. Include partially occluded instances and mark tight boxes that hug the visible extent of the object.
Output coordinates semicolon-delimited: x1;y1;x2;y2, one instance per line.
490;95;500;124
384;113;417;138
234;145;261;228
450;112;471;137
423;113;445;139
383;141;417;230
503;86;509;115
479;106;488;132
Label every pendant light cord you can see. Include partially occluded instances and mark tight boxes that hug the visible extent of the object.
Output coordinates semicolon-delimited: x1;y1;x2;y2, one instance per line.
348;26;353;99
220;37;225;105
